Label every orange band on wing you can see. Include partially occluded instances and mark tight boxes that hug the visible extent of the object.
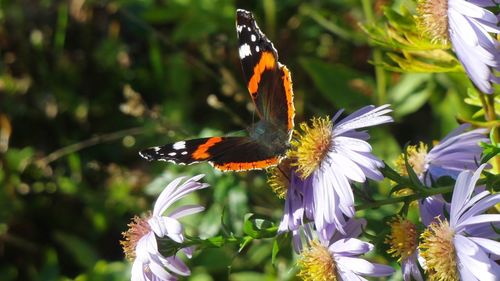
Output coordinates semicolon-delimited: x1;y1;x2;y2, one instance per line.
281;65;295;131
214;157;279;171
192;137;223;160
247;51;276;95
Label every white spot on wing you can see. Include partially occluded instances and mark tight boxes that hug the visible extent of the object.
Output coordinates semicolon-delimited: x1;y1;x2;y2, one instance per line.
237;25;244;33
181;151;188;155
255;46;260;52
168;152;177;156
251;34;256;42
154;147;161;152
239;43;252;59
173;141;186;150
247;27;251;31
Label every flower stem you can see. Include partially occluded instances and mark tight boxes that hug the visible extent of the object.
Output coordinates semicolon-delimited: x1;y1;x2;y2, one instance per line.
356;186;452;210
360;0;387;104
485;94;500;172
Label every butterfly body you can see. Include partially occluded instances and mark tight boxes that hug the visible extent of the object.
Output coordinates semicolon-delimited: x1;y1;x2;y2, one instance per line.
139;9;295;171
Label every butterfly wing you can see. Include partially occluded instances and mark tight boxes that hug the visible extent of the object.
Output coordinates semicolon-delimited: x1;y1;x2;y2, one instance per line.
139;137;279;171
236;9;295;135
139;10;294;172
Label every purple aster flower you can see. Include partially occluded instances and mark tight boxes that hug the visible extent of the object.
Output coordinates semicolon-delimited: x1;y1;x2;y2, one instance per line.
419;164;500;280
385;217;423;281
423;124;488;183
277;169;305;235
287;105;393;234
121;175;209;281
297;218;395;280
396;124;488;225
417;0;500;94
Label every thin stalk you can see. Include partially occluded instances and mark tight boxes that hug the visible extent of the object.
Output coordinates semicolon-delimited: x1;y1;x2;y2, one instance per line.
360;0;387;104
486;93;500;171
356;186;452;210
36;127;145;166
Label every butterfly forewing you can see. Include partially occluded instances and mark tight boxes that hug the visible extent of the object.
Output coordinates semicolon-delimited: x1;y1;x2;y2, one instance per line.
236;9;294;135
139;9;295;171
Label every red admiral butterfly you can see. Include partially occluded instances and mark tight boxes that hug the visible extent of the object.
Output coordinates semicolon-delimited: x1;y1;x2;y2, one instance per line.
139;9;295;171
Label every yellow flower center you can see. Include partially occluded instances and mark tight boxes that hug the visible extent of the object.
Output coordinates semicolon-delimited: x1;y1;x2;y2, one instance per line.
396;142;429;178
385;216;418;261
297;240;338;281
416;0;450;45
267;158;292;199
419;219;459;281
120;215;152;261
288;117;332;179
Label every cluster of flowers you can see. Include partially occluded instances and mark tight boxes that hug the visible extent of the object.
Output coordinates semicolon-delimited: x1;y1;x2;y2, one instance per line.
120;0;500;280
121;105;498;280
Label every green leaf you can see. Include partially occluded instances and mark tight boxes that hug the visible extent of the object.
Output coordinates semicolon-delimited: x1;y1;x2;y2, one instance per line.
388;73;433;117
361;7;463;73
483;171;500;192
242;213;277;239
403;145;425;190
5;147;34;172
464;88;500;117
380;162;406;184
481;131;500;164
54;232;98;269
299;57;372;111
198;204;223;237
36;249;59;281
238;236;254;252
272;232;290;265
149;36;164;81
385;51;461;73
228;185;249;234
383;6;414;31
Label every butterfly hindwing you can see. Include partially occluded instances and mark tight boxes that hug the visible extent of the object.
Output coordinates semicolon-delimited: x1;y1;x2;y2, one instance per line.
139;137;279;171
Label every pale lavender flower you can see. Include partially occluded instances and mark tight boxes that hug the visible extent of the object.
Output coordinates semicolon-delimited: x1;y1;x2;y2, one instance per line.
385;217;423;281
297;218;395;280
448;0;500;94
400;124;489;225
289;105;393;234
278;170;305;234
423;124;488;184
122;175;209;281
419;164;500;280
417;0;500;93
402;252;423;281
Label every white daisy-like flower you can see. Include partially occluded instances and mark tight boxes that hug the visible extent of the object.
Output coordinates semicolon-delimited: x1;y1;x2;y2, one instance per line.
417;0;500;94
385;217;423;281
288;105;393;235
419;164;500;280
297;218;395;281
395;124;488;225
121;175;208;281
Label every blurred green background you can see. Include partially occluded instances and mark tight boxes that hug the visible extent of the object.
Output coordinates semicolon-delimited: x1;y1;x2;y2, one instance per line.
0;0;479;280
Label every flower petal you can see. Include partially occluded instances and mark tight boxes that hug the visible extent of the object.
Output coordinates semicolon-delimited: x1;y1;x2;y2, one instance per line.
329;238;372;256
337;256;395;277
168;205;205;219
455;234;499;281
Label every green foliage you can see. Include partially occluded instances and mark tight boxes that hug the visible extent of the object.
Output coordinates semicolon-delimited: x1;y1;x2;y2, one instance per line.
0;0;497;280
361;7;462;73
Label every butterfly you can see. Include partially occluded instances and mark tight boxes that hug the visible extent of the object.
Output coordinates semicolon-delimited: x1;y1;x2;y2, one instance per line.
139;9;295;171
